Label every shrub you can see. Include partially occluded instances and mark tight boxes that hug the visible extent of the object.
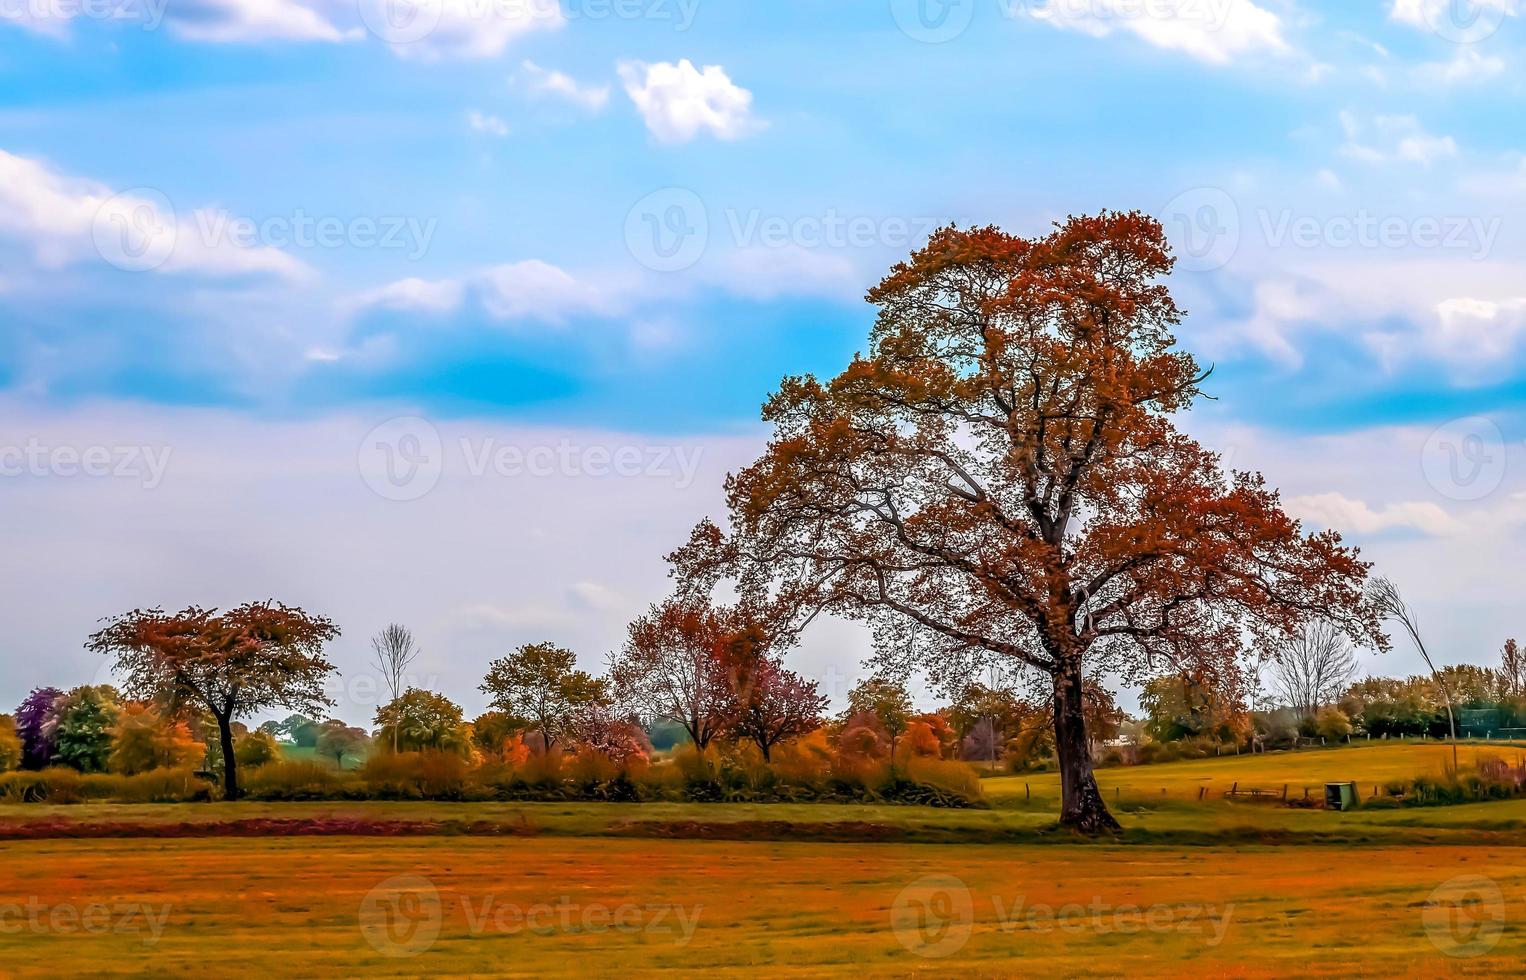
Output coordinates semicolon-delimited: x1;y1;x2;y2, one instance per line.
357;750;473;800
0;736;986;808
242;760;348;800
1315;707;1353;742
0;767;204;804
234;730;281;769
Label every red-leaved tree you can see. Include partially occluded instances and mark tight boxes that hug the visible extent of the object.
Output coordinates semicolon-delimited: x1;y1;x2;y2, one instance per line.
87;602;339;799
714;625;827;761
708;213;1384;831
611;597;733;751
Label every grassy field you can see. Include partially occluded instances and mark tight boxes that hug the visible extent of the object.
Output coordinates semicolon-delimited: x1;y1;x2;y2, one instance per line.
2;742;1523;976
0;836;1520;975
986;740;1526;806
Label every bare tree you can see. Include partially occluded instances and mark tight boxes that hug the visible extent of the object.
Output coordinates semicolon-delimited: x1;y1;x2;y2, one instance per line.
1366;577;1456;769
1270;621;1360;719
371;624;419;753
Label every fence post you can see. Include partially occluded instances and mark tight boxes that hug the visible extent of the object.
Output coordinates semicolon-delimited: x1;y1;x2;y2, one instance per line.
1281;784;1288;801
1025;783;1030;801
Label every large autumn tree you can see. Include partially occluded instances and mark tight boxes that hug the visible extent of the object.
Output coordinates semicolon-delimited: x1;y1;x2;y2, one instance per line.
715;213;1383;832
87;602;339;799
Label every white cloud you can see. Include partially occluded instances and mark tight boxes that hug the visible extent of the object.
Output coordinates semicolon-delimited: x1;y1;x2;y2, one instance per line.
618;59;763;143
706;245;861;302
1289;491;1463;536
165;0;360;43
1415;48;1506;86
6;0;566;50
1390;0;1519;32
518;61;611;111
363;0;563;61
1021;0;1289;65
354;276;465;314
467;109;509;137
355;260;637;324
1209;260;1526;384
1339;112;1457;166
0;149;306;279
1431;297;1526;367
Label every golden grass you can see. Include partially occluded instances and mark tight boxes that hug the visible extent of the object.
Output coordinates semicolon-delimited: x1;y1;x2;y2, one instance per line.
986;741;1526;805
0;835;1521;976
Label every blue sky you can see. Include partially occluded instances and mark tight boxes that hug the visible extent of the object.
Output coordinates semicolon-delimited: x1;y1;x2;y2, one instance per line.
2;0;1525;715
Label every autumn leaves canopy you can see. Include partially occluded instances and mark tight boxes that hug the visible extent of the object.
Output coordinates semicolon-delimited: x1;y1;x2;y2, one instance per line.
707;212;1382;830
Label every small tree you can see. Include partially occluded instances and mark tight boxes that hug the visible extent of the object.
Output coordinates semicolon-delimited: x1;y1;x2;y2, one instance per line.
371;624;420;753
1140;672;1248;744
288;716;322;747
315;720;370;768
87;602;340;800
14;687;62;770
715;626;827;761
45;685;121;773
470;711;528;762
845;677;914;766
480;643;608;753
1271;621;1360;719
109;703;201;775
948;682;1051;770
374;689;471;754
611;598;732;751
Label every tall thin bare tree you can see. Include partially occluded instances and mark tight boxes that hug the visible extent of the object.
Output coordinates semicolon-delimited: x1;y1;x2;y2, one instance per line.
1270;621;1360;719
371;624;419;753
1366;577;1456;770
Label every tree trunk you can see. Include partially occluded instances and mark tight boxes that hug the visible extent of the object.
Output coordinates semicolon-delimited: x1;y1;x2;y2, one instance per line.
1052;664;1119;834
218;714;240;801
